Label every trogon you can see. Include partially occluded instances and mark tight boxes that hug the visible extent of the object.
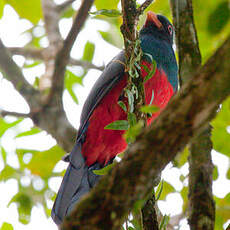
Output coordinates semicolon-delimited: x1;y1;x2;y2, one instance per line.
52;11;178;225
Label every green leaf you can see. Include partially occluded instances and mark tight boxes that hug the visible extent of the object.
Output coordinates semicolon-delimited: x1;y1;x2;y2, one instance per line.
0;118;23;137
90;9;121;17
93;163;115;175
173;147;189;168
118;101;127;112
82;41;95;62
5;0;42;24
99;29;123;48
128;112;137;127
61;7;75;18
1;147;7;165
159;215;170;230
125;121;144;143
142;55;157;83
23;61;41;68
208;1;230;35
16;127;41;138
155;180;164;201
140;105;160;114
0;165;17;181
155;181;175;201
0;1;5;19
65;70;83;104
0;222;14;230
213;164;218;181
26;146;65;178
226;167;230;180
211;97;230;157
9;192;32;224
104;120;129;130
95;0;119;10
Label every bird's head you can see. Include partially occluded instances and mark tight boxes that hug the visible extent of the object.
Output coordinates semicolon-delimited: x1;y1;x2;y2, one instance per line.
140;11;174;45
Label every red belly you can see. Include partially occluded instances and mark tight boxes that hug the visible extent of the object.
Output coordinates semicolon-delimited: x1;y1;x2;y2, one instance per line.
82;61;174;166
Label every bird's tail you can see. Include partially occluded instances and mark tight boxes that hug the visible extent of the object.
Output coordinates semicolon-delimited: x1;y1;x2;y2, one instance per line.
51;143;100;225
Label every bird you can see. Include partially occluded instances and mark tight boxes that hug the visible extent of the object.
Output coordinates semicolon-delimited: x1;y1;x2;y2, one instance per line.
51;11;178;225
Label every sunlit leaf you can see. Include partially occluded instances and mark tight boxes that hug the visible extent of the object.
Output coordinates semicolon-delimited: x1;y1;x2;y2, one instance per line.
99;29;123;48
173;147;189;168
0;1;5;19
0;222;14;230
5;0;42;24
1;147;7;165
155;181;175;201
0;118;23;137
61;7;75;18
9;192;32;224
26;146;65;178
211;97;230;157
0;165;17;181
65;70;83;104
140;105;159;114
95;0;119;10
82;41;95;62
104;120;129;130
93;162;115;175
16;127;41;138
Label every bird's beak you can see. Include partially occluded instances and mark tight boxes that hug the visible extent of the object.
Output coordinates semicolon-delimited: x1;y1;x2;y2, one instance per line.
145;11;162;29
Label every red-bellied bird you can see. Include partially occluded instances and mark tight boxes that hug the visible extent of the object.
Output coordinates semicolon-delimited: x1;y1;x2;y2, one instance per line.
52;11;178;225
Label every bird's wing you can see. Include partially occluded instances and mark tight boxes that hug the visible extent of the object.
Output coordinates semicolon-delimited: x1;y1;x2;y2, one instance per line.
77;50;125;141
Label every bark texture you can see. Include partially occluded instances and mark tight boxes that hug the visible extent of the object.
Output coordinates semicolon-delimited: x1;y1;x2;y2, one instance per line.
170;1;215;229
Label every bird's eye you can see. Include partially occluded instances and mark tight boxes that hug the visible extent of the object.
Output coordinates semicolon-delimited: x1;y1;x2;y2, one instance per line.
168;25;173;35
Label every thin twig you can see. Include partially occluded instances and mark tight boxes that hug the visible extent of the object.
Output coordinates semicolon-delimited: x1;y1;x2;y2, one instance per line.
8;47;104;71
69;58;104;71
8;47;43;59
137;0;154;16
0;109;30;118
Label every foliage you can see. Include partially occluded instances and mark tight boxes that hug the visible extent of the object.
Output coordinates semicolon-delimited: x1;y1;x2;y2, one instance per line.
0;0;230;229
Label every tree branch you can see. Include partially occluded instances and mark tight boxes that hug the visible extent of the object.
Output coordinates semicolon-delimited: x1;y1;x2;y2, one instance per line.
8;47;43;60
41;0;63;48
0;109;30;118
61;34;230;230
48;0;94;106
8;47;104;71
0;39;41;111
137;0;154;16
170;1;215;229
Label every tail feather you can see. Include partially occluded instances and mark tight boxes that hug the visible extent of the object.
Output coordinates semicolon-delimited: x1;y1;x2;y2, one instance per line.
51;143;101;225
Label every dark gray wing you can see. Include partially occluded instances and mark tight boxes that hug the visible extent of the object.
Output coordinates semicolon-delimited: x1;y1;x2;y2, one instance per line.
77;51;125;141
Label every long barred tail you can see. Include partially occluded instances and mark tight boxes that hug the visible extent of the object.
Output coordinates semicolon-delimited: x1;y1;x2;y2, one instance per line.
51;143;100;225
